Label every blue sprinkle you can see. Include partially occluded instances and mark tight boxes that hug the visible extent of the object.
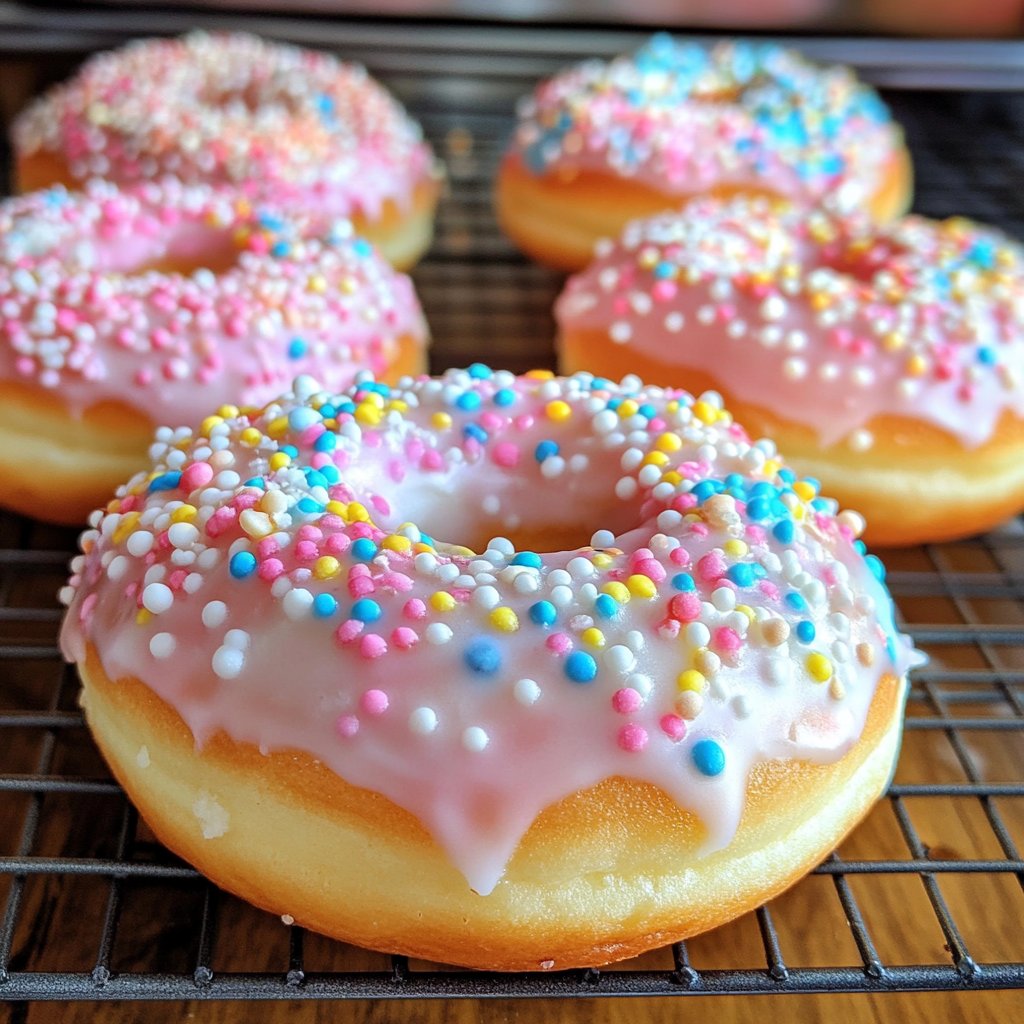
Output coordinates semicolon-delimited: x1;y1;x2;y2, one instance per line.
464;423;488;444
606;397;622;411
692;480;721;502
148;471;182;492
854;540;867;555
319;464;340;485
565;651;597;683
468;363;493;379
638;403;657;420
529;600;557;627
296;497;324;515
747;497;771;521
773;520;795;544
511;552;542;568
243;477;265;489
303;468;328;489
493;388;516;407
455;392;481;412
287;338;307;360
865;554;886;582
271;241;290;258
594;593;618;619
351;598;382;622
978;346;997;365
672;573;695;592
779;468;796;484
351;538;378;561
785;592;807;612
535;440;559;462
464;637;502;675
352;238;374;259
229;552;257;579
750;481;776;498
796;620;816;644
811;498;832;512
727;563;756;588
280;445;299;459
692;738;726;777
590;377;612;392
314;432;337;453
313;593;338;618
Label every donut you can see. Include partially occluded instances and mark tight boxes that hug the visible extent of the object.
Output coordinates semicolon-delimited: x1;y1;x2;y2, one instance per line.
12;32;442;270
496;35;912;271
555;197;1024;546
0;179;428;526
59;366;921;971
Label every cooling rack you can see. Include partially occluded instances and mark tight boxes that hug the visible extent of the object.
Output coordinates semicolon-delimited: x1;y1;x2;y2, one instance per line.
0;4;1022;1004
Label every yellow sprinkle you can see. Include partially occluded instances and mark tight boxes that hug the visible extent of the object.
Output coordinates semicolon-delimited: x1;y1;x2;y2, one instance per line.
340;276;358;294
490;607;520;632
240;509;273;539
882;331;905;352
217;405;239;419
307;275;327;293
581;627;606;648
807;653;833;682
135;608;152;626
602;581;631;603
692;400;717;425
382;535;412;554
200;415;223;436
546;400;572;422
810;292;831;311
592;552;614;569
906;353;928;377
355;403;381;426
735;604;756;623
656;432;683;452
345;502;371;523
661;470;682;486
387;400;409;414
526;369;555;380
642;451;669;467
626;574;656;599
326;500;347;516
617;399;639;419
431;411;453;430
677;669;706;693
266;416;289;439
269;452;291;472
239;427;262;448
792;481;816;502
313;556;341;580
762;459;781;479
638;247;659;270
430;591;456;613
170;505;197;524
723;539;748;557
112;512;140;544
362;392;385;409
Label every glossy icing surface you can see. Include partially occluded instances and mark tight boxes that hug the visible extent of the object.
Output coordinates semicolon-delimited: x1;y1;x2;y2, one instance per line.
557;197;1024;449
508;36;902;215
60;368;920;895
0;180;427;423
14;31;436;220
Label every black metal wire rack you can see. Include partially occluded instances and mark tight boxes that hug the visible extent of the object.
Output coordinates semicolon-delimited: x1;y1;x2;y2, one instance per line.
0;5;1023;1004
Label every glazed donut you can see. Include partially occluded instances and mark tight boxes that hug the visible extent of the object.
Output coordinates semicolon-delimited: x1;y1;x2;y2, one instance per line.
0;179;428;526
12;32;442;270
555;196;1024;546
60;367;920;971
496;36;912;271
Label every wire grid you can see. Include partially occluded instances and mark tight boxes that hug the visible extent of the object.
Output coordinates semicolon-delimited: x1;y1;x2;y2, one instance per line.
0;10;1022;1002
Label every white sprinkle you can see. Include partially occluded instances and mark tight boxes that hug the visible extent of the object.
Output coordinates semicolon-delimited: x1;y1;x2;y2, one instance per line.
212;646;244;679
783;357;807;380
664;311;684;332
473;586;500;610
615;476;638;500
462;726;489;752
609;321;632;344
126;530;155;557
567;557;594;579
848;428;874;452
627;673;652;698
142;583;173;615
591;529;615;548
224;629;250;651
149;633;176;659
409;707;438;734
514;678;541;706
550;585;574;607
202;600;227;629
711;587;736;612
760;296;786;321
625;630;646;652
167;522;200;548
425;623;454;645
685;622;711;648
513;572;539;594
282;588;313;620
106;555;128;582
605;645;636;674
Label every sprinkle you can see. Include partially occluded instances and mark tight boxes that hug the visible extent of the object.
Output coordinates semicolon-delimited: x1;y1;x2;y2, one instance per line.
360;689;389;715
464;637;502;675
514;678;542;705
142;582;173;614
617;724;648;752
229;552;257;579
692;738;726;777
212;645;244;680
462;726;490;752
409;707;438;734
807;653;833;682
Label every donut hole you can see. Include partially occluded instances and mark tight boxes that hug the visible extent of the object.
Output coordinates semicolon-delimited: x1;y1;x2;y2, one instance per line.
101;223;243;278
818;236;908;286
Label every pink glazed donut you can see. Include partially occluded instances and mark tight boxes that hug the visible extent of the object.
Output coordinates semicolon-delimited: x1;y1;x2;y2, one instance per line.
60;367;920;970
0;180;428;524
13;32;442;269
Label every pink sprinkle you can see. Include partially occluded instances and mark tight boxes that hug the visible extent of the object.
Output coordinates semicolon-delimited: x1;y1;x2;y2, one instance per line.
670;547;691;567
403;598;427;620
652;281;677;302
668;592;701;622
714;627;742;654
421;450;443;471
657;618;681;640
546;632;573;655
391;626;419;649
745;525;767;544
349;576;375;598
257;538;279;559
295;540;319;562
381;572;413;592
325;533;350;555
258;558;284;582
612;687;643;714
360;634;388;659
660;714;687;741
335;619;364;645
634;558;666;582
758;580;781;600
697;552;727;582
617;724;649;753
513;414;535;431
360;689;389;715
297;525;322;542
335;714;360;739
492;441;520;468
180;462;214;492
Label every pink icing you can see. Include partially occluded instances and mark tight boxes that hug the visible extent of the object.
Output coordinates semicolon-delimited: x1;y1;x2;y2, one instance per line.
556;197;1024;450
60;369;920;896
0;179;427;425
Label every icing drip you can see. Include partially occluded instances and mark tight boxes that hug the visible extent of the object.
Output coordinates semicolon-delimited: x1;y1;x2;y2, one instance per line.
60;368;922;895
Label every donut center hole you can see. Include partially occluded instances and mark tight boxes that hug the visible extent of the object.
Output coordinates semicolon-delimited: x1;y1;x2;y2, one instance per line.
106;225;243;278
819;237;908;285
